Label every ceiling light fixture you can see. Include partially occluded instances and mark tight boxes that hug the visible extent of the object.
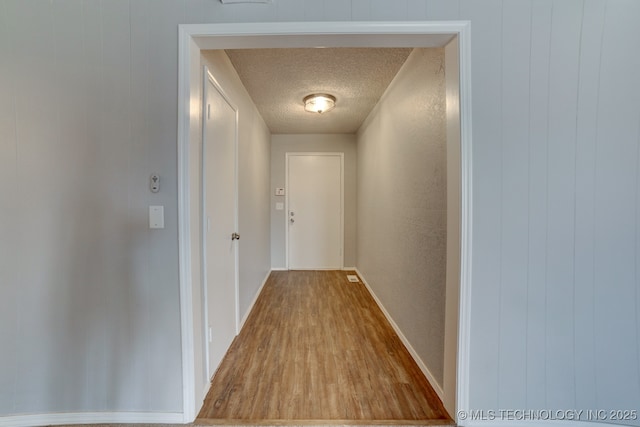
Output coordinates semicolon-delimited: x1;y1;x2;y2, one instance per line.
303;93;336;114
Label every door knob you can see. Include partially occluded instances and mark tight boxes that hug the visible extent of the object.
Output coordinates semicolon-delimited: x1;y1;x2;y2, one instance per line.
290;218;295;224
231;232;240;240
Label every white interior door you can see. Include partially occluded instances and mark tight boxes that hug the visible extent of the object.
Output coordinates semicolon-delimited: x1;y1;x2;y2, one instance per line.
202;68;238;381
287;153;343;269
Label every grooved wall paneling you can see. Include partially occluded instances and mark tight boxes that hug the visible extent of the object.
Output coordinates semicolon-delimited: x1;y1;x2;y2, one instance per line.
593;1;640;410
497;0;531;409
525;0;553;411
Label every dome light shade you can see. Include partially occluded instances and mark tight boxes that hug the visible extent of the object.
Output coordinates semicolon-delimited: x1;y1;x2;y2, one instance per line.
303;93;336;114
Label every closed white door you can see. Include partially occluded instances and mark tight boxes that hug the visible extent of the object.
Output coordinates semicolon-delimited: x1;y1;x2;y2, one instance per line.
202;69;238;380
287;153;343;269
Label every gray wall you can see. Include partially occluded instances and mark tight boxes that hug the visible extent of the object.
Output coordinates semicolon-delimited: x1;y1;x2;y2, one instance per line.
270;134;357;269
1;0;640;424
357;48;447;386
0;0;183;413
466;1;640;415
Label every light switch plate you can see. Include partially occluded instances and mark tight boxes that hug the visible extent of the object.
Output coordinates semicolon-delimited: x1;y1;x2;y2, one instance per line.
149;206;164;229
275;202;284;211
275;188;285;196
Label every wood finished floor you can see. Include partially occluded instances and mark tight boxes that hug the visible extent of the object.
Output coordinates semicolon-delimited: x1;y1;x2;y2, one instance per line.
197;270;452;425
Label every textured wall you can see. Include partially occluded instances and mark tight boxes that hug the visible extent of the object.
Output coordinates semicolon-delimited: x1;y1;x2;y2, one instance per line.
2;0;640;424
357;48;447;386
270;134;357;269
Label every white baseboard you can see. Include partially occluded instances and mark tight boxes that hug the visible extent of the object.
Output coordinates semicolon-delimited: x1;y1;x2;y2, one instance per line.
342;266;357;271
0;411;184;427
355;268;445;403
270;267;288;271
239;269;272;331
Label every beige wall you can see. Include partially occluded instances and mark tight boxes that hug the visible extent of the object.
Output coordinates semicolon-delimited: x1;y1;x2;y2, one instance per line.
270;134;357;269
357;48;447;387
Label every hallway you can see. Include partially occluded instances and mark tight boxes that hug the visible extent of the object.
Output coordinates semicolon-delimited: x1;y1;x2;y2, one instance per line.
196;270;452;425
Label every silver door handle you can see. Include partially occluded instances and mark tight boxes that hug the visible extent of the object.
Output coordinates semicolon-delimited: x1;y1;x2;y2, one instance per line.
231;232;240;240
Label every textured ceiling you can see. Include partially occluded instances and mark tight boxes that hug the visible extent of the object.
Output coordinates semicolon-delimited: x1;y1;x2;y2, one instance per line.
224;48;413;134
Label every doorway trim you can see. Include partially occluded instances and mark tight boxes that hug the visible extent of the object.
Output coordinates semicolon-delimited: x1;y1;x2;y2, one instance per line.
285;152;345;270
177;21;473;423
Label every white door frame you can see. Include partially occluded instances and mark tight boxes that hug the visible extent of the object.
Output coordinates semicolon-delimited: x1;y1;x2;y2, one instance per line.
285;152;345;270
177;21;473;423
200;66;240;382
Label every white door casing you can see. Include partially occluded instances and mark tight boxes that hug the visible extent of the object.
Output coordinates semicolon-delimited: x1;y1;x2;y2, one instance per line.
201;67;239;382
178;22;472;423
286;153;344;270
